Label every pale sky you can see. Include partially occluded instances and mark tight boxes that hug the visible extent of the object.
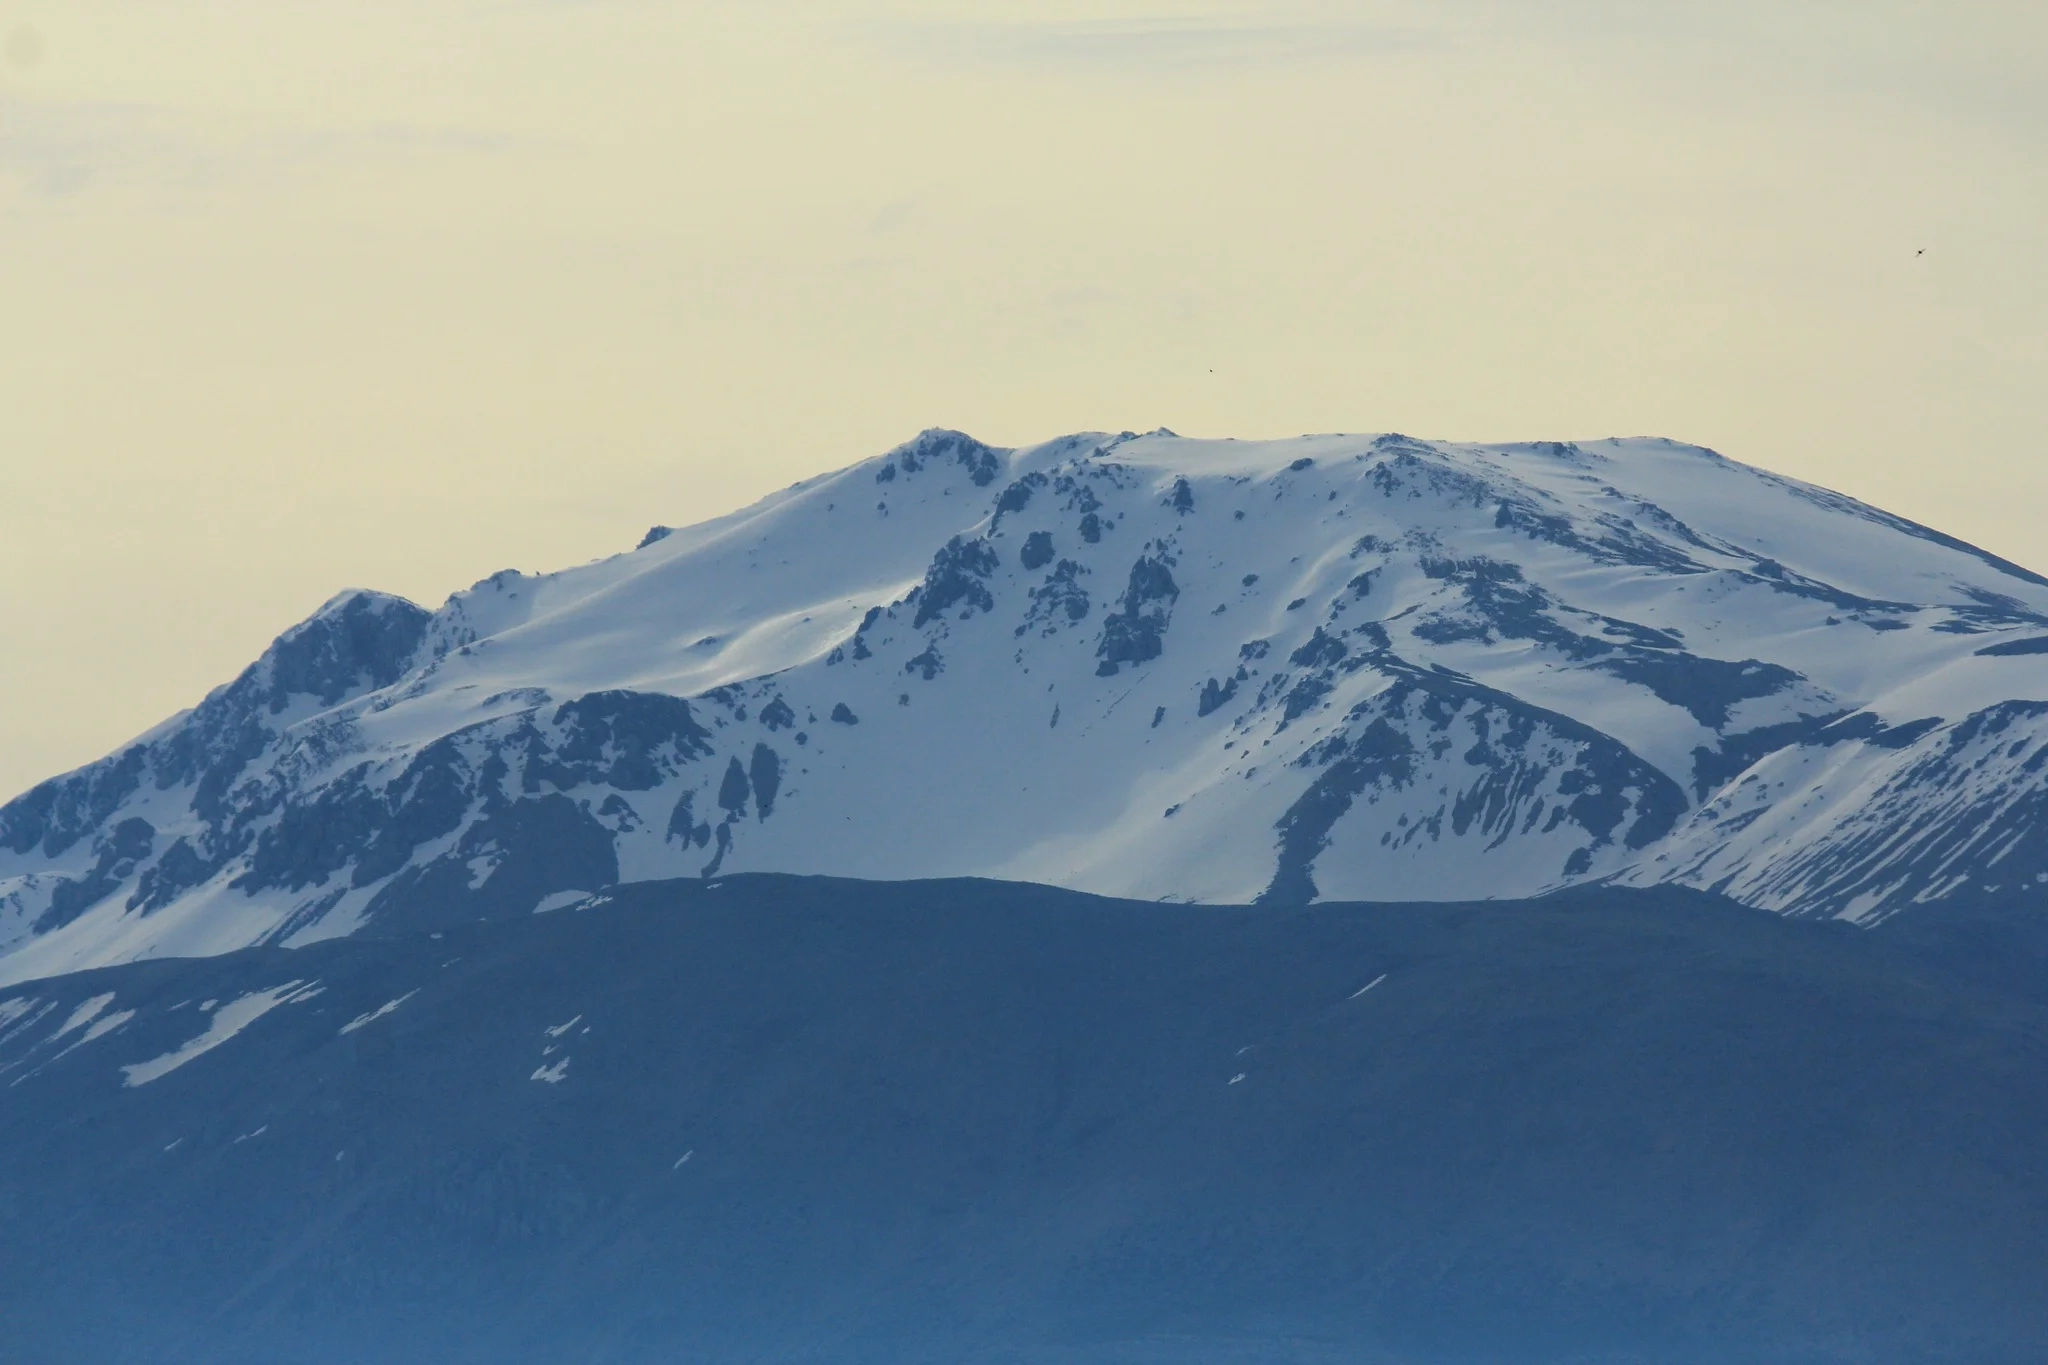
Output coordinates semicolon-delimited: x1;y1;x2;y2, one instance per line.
2;1;2043;798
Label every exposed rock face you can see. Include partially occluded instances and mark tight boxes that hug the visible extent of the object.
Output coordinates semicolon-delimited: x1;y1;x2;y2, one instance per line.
4;427;2048;979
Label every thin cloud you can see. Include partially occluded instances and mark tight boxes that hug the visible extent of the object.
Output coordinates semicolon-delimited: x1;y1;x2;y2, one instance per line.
867;16;1442;72
0;95;517;198
0;97;171;196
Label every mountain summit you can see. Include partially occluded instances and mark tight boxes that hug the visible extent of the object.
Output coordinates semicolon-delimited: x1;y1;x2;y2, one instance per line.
4;428;2046;983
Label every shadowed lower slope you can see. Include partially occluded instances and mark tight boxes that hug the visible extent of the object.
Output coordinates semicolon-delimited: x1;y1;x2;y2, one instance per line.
3;875;2046;1364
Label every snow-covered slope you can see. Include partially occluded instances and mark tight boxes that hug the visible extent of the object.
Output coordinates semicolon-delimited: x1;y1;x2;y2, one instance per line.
5;428;2047;983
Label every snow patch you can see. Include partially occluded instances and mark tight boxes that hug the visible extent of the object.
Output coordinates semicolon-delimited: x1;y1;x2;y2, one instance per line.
122;982;322;1087
1348;974;1387;999
340;991;418;1036
50;993;115;1043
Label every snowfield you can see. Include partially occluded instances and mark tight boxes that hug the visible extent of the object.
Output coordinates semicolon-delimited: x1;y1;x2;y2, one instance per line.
4;427;2046;983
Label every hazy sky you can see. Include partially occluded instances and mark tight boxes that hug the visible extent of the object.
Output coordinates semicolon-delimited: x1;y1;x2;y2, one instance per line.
2;1;2043;797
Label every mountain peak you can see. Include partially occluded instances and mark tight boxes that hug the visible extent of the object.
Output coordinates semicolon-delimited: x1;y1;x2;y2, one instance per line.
876;428;1006;487
254;588;431;714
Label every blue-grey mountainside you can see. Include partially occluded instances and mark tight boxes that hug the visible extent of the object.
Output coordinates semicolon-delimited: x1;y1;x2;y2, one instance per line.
4;428;2047;983
4;876;2047;1364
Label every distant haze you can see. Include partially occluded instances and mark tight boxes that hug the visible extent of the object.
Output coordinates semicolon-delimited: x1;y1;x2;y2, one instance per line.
2;0;2043;798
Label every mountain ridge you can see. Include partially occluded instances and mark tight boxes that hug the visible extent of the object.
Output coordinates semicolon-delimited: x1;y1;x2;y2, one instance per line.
4;426;2047;983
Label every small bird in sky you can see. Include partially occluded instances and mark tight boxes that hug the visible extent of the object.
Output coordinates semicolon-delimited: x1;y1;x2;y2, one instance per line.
1917;248;1925;256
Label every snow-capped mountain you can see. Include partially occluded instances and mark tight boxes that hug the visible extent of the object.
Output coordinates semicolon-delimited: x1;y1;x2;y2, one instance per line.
4;428;2046;983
